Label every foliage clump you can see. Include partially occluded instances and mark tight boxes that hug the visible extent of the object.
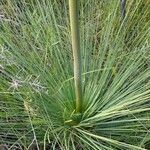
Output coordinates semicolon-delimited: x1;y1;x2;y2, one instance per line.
0;0;150;149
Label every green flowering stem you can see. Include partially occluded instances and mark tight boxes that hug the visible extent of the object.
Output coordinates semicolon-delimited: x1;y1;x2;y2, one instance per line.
69;0;82;113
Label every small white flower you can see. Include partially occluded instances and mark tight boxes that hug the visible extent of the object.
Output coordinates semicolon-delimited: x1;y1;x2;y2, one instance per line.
30;76;46;92
8;79;22;91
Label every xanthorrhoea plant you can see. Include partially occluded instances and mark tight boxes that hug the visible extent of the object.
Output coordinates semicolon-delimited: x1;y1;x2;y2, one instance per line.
0;0;150;149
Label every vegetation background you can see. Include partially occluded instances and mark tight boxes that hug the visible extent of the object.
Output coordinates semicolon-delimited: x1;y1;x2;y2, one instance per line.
0;0;150;149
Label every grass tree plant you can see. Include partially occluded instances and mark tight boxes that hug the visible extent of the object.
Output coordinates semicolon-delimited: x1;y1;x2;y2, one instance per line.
0;0;150;149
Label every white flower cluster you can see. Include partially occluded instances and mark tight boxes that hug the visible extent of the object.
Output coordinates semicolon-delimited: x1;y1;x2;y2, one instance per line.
8;74;47;93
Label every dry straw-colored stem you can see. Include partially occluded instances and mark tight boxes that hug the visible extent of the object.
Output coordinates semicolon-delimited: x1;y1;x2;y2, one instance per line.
69;0;82;113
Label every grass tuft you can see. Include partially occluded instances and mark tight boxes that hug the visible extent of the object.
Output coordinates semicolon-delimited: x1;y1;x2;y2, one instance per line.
0;0;150;149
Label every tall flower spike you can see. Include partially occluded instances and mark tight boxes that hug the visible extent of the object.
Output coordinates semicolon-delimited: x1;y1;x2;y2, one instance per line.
69;0;82;113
